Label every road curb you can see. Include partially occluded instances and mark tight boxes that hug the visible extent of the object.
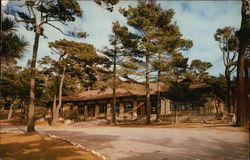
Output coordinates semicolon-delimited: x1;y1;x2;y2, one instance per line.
39;131;108;160
1;129;107;160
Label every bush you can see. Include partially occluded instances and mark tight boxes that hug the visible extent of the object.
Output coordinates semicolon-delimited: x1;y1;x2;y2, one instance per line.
35;106;47;119
64;109;80;120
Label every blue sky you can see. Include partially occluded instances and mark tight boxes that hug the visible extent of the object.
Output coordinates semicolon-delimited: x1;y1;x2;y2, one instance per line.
2;1;241;76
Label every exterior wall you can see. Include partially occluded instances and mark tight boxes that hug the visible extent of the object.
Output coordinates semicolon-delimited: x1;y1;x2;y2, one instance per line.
163;97;225;116
62;97;144;120
95;105;100;118
61;95;225;122
160;99;171;115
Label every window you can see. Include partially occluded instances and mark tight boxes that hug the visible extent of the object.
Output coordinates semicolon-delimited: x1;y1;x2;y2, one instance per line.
116;103;120;113
123;102;133;112
78;105;84;114
170;103;196;110
99;104;107;113
151;99;157;114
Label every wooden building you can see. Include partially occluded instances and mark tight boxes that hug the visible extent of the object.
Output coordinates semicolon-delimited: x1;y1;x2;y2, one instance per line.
61;82;226;121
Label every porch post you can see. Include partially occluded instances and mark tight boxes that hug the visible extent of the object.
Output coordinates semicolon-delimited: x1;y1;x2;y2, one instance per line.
160;99;165;115
119;103;124;119
132;100;138;119
95;104;100;118
106;104;111;120
165;99;171;115
84;105;88;121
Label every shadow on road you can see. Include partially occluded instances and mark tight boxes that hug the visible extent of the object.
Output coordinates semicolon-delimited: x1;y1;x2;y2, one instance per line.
120;136;249;160
0;133;96;160
43;129;120;150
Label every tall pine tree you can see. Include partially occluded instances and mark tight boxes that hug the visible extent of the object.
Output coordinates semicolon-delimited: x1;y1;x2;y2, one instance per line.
119;1;192;124
5;0;85;132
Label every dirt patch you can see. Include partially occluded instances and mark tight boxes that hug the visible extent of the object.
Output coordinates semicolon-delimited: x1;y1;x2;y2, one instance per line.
0;132;100;160
111;122;249;132
111;121;232;128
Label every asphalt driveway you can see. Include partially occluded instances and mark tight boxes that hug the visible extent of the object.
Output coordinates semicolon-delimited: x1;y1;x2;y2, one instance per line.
31;126;250;160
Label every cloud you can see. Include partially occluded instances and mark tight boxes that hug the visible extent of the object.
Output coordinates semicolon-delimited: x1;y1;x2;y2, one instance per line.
1;0;8;7
5;1;241;77
159;1;241;76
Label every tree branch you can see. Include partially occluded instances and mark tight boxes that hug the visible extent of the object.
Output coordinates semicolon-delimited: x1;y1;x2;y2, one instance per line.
45;22;68;36
219;43;227;67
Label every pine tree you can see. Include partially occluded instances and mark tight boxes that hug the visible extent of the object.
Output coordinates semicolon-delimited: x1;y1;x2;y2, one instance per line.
100;21;139;124
48;39;100;124
119;1;192;124
5;0;85;132
150;10;192;122
188;59;213;82
214;27;238;113
1;17;28;77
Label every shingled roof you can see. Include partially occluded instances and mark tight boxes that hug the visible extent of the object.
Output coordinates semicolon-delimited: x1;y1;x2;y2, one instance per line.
62;82;166;102
62;88;145;101
62;82;210;102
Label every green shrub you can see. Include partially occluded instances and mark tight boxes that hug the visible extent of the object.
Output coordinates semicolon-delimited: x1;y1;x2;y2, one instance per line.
35;106;47;119
64;109;80;120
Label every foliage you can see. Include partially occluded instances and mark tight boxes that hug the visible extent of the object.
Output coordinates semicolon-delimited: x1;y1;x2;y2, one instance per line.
166;53;189;82
5;0;86;132
214;26;239;113
187;59;213;82
94;0;120;12
6;0;85;38
1;17;28;67
48;39;101;89
0;66;49;117
166;81;210;108
204;75;228;100
118;1;193;124
214;26;238;80
34;106;47;119
64;109;80;120
43;39;102;124
99;21;141;123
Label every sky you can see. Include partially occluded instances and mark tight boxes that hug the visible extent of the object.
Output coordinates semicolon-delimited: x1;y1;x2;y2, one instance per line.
2;0;242;76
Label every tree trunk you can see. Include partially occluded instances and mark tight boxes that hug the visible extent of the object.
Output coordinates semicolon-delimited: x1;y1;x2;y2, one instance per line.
112;87;117;124
175;108;177;124
51;94;57;125
236;50;248;126
156;70;161;122
156;53;161;122
225;69;232;113
112;54;117;124
236;0;249;127
146;52;151;125
27;32;40;132
7;104;13;120
52;67;65;124
20;101;26;124
0;54;2;79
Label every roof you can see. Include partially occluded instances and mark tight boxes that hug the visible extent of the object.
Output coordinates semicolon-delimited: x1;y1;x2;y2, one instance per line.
62;88;145;101
189;83;210;89
149;82;167;93
62;82;167;102
62;82;210;102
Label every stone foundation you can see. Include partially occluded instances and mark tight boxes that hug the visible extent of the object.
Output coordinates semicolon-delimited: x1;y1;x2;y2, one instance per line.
160;113;225;123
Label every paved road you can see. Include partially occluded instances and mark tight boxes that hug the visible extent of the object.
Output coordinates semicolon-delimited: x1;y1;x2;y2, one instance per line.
38;126;249;160
2;125;249;160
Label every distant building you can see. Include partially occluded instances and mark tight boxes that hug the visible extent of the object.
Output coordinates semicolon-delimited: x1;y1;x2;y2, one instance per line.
61;82;226;122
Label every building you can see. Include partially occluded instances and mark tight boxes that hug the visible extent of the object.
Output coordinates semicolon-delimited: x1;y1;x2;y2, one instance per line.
61;82;226;122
